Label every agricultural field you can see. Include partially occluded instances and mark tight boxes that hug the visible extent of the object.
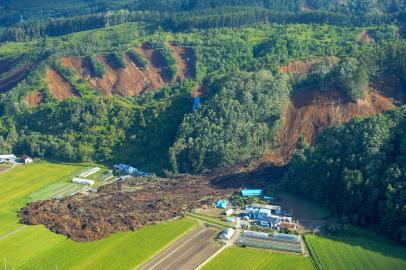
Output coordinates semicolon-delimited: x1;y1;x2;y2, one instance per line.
202;247;313;270
0;162;197;269
0;162;84;235
305;229;406;270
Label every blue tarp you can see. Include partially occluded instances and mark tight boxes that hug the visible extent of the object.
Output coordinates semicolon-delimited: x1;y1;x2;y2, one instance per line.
241;189;263;197
217;199;229;208
192;97;201;110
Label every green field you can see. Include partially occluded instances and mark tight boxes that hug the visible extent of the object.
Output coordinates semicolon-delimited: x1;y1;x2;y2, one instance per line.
202;247;313;270
0;162;197;270
0;162;85;235
305;230;406;270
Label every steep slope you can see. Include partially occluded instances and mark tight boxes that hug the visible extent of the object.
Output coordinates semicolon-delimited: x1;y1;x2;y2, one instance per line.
277;86;402;161
0;64;31;93
60;44;194;97
26;90;44;107
46;69;78;100
279;59;319;74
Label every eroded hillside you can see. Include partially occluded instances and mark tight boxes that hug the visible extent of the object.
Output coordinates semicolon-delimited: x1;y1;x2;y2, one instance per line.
278;87;401;160
56;43;195;98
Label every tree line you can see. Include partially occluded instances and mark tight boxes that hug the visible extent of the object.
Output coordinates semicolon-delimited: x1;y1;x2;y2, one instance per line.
1;6;405;43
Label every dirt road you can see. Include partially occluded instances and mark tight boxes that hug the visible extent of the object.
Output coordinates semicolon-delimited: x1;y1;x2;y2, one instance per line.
137;226;220;270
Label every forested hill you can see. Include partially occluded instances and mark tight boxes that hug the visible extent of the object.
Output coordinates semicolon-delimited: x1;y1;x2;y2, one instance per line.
284;107;406;245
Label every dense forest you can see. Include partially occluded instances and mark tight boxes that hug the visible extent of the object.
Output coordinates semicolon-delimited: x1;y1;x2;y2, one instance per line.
284;108;406;244
1;0;406;43
171;70;290;173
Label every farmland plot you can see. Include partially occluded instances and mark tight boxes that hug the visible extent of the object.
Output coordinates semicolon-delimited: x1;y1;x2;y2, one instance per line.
305;231;406;270
202;247;313;270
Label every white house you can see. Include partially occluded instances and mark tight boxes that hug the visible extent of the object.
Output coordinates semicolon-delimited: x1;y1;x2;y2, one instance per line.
21;155;33;164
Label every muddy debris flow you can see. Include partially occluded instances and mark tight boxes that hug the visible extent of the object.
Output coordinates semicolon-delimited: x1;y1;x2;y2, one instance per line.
18;175;237;242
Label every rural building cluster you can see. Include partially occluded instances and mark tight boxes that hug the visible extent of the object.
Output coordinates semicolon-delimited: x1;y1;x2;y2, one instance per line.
210;188;305;254
0;154;33;164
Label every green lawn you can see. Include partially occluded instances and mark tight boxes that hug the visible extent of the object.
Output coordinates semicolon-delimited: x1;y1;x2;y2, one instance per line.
202;247;313;270
305;231;406;270
0;161;197;270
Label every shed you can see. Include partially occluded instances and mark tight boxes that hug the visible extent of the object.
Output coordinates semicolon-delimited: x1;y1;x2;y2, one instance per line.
241;189;263;197
21;155;33;164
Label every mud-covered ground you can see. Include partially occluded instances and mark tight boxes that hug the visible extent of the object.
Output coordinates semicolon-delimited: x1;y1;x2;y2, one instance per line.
18;175;237;242
18;161;284;242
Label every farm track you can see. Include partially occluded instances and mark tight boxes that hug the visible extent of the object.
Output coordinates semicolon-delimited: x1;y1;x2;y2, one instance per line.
0;225;27;241
138;226;220;270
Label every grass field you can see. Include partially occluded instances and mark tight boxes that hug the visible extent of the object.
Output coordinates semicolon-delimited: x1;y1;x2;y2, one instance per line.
202;247;313;270
0;162;197;270
305;229;406;270
17;219;196;270
0;162;85;235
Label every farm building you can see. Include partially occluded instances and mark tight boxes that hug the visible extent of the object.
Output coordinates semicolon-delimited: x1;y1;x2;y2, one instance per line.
114;164;154;177
217;199;229;209
279;222;297;231
220;228;235;240
239;230;304;254
259;217;281;228
0;154;16;163
224;209;234;216
72;178;95;186
241;189;263;197
21;155;33;164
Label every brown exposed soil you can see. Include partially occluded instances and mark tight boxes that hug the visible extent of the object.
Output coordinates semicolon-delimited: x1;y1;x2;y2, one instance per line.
276;86;401;160
26;90;44;107
358;30;374;43
60;44;194;97
279;59;319;75
19;175;236;242
140;43;173;83
168;43;196;80
46;68;78;100
0;64;31;93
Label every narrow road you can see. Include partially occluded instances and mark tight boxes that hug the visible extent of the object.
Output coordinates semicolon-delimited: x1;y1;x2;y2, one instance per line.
137;226;220;270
